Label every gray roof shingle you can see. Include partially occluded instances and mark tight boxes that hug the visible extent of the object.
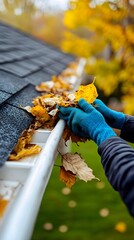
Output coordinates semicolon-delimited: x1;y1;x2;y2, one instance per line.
0;90;11;104
0;21;75;165
0;70;28;94
0;103;33;166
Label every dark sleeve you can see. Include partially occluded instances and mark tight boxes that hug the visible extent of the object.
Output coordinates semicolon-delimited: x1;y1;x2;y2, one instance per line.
98;136;134;217
120;115;134;143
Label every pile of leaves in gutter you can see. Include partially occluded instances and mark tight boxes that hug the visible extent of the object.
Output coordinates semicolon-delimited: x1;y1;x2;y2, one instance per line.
9;61;99;188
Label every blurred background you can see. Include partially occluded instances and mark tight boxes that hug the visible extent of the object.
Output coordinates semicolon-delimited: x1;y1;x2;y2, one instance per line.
0;0;134;239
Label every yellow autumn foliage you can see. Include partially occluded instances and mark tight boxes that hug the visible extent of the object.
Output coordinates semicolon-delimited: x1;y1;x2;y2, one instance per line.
62;0;134;114
62;32;92;58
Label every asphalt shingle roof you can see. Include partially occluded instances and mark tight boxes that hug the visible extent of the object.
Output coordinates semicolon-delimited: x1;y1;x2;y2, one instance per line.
0;21;75;166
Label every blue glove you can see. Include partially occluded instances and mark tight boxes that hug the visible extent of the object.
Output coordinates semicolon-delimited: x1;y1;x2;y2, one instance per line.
58;99;116;146
94;99;126;129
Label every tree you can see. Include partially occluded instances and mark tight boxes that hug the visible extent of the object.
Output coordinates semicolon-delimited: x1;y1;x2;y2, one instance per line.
62;0;134;114
0;0;64;48
0;0;36;33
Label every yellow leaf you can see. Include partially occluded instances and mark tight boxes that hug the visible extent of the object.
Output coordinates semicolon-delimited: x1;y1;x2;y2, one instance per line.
30;105;50;122
60;166;76;188
0;199;9;218
13;130;33;154
9;144;41;161
75;83;98;103
114;222;127;233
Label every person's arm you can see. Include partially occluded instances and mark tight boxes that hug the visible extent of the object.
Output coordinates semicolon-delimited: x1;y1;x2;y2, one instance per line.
94;99;134;143
58;99;134;217
120;115;134;143
98;137;134;217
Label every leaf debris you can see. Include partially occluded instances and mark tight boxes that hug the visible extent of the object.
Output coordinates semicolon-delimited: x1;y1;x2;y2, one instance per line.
9;60;99;188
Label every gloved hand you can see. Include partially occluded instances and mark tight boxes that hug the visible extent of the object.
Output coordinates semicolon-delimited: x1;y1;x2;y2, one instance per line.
58;98;116;146
94;99;126;129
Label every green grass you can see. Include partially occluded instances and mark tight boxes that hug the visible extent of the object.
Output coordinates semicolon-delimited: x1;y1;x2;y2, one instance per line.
32;141;134;240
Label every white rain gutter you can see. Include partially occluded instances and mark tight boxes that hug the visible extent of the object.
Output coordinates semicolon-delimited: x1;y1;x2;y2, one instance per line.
0;58;86;240
0;120;65;240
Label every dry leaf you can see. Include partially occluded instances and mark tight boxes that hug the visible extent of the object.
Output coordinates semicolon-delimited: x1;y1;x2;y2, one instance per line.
30;105;50;122
63;126;87;143
60;61;78;77
60;166;76;188
9;129;41;161
36;75;72;93
75;83;98;103
67;93;75;101
44;97;59;107
13;130;32;154
49;109;59;117
43;114;59;129
9;145;41;161
52;75;72;91
0;199;9;217
62;152;98;182
33;94;54;107
114;222;127;233
36;81;54;92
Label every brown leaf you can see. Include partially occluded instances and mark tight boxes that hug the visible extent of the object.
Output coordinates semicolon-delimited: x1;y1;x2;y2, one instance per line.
63;126;87;143
60;166;76;188
62;153;98;182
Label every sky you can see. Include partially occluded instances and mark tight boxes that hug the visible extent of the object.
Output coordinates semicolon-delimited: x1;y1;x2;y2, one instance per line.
32;0;70;12
0;0;70;13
